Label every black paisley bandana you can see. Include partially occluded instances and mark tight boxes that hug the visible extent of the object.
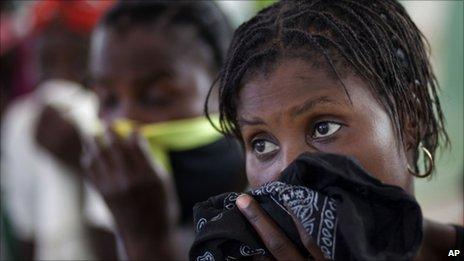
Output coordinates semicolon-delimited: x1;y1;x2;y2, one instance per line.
252;181;339;258
190;153;423;261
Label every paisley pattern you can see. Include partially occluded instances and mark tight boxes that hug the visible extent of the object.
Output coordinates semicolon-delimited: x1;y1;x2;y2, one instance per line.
195;214;223;234
251;181;338;259
239;244;266;256
192;154;424;261
194;182;338;260
196;251;214;261
196;218;207;234
210;213;223;222
223;192;239;210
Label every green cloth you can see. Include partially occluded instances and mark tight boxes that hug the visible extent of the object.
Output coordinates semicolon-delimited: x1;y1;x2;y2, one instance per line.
112;115;222;173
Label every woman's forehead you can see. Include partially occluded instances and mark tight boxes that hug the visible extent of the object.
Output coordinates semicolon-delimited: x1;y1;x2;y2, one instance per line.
238;59;351;110
236;58;385;126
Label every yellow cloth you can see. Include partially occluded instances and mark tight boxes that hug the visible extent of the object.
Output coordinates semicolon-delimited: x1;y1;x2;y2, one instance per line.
112;115;222;173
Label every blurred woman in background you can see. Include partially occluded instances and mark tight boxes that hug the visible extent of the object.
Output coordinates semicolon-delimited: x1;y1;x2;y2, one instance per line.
82;1;247;259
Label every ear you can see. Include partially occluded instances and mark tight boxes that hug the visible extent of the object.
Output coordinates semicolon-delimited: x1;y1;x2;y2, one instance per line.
401;115;419;173
403;116;418;151
402;85;425;168
403;84;424;151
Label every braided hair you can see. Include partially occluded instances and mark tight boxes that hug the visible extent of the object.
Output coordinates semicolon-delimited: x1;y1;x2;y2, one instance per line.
97;0;233;71
207;0;449;176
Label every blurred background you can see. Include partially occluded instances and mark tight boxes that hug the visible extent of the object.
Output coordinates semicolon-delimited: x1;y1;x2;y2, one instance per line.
1;0;462;260
398;0;463;226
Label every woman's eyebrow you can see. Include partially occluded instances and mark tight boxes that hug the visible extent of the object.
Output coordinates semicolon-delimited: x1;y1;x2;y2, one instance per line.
238;116;266;126
90;75;113;87
133;71;172;88
290;96;341;117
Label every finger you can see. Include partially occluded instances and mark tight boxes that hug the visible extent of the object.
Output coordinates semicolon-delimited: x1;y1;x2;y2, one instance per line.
127;131;160;181
83;161;97;185
236;194;304;260
127;131;148;162
81;134;97;169
105;127;129;185
290;213;327;261
80;135;106;186
90;135;114;183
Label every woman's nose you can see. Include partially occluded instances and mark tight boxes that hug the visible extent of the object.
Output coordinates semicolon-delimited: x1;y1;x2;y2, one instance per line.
105;99;137;123
280;139;317;172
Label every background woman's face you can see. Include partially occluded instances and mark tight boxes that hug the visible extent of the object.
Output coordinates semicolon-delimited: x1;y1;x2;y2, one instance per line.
238;58;413;194
90;25;213;125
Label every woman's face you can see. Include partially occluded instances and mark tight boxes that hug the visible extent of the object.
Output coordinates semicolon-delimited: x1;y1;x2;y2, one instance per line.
90;25;213;125
238;58;413;194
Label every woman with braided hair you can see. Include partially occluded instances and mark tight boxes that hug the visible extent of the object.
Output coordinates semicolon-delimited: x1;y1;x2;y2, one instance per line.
192;0;463;260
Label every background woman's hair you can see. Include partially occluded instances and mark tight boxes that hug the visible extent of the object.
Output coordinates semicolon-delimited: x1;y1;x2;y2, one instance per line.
207;0;449;175
97;0;233;71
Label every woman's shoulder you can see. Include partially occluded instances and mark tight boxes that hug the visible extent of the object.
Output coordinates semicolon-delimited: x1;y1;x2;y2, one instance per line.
416;220;462;260
451;224;463;252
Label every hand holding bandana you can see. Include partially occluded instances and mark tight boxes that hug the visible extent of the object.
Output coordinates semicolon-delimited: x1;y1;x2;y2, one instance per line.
81;115;225;259
190;153;423;260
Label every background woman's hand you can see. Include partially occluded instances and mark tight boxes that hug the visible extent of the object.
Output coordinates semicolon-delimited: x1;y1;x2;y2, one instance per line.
35;105;83;171
236;194;327;261
81;129;176;259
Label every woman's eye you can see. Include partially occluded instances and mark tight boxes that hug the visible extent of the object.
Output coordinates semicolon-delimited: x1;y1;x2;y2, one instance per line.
139;91;172;107
312;122;342;138
103;94;118;109
252;139;279;156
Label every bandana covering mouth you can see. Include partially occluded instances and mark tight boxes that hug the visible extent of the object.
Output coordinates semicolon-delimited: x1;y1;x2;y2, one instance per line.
110;115;223;173
190;153;423;261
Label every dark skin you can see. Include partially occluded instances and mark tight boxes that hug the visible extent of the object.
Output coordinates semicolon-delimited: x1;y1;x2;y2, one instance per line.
81;24;217;259
35;106;119;260
30;19;120;260
34;19;89;172
90;25;214;124
234;58;455;260
36;19;90;86
35;105;83;172
82;130;175;259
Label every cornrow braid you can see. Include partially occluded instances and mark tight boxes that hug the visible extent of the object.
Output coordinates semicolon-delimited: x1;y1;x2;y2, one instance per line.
206;0;449;176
